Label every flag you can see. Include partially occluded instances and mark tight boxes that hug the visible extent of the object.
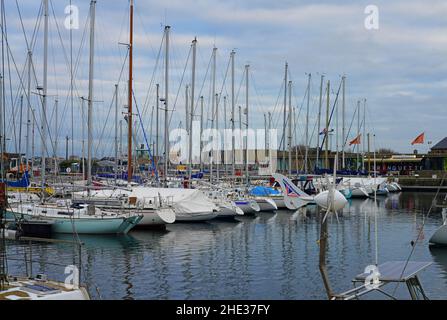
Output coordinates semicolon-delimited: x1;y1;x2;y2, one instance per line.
319;128;334;136
411;133;425;145
349;134;361;146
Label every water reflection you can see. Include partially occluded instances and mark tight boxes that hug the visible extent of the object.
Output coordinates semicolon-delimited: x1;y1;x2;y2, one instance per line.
5;192;447;300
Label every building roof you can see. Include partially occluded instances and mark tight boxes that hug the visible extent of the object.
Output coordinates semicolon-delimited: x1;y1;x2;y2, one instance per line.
432;137;447;150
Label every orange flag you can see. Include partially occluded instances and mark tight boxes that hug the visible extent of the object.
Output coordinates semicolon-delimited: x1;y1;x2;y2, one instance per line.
411;133;425;145
349;134;361;146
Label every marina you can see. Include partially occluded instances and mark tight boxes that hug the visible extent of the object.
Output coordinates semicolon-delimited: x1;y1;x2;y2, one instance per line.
3;192;447;300
0;0;446;304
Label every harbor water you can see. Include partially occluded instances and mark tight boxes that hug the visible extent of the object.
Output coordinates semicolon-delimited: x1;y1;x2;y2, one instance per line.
5;192;447;300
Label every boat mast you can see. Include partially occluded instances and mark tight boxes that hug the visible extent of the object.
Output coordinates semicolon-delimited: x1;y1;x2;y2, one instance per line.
54;99;58;176
287;80;292;176
127;0;134;184
342;76;346;169
305;73;311;174
185;85;189;133
356;100;360;171
188;38;196;185
114;84;118;183
316;75;324;172
210;47;217;184
41;0;49;200
86;1;96;188
199;95;203;173
164;26;170;188
155;83;159;176
363;99;366;173
324;80;330;170
283;62;288;173
216;93;220;182
230;50;235;178
26;51;32;174
245;64;249;188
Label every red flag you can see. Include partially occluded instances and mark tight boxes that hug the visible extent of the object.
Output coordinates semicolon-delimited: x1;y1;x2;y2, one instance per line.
349;134;361;146
411;133;425;145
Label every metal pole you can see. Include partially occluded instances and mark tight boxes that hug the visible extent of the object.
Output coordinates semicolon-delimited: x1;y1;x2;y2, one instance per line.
216;93;219;182
127;0;134;183
325;81;330;170
283;62;288;172
357;100;360;171
305;73;311;174
342;76;346;169
41;0;49;200
54;99;58;175
164;26;170;187
188;38;197;185
200;96;203;172
363;99;366;172
87;0;96;187
316;75;324;172
245;65;249;187
210;47;217;184
114;84;118;183
155;84;159;172
231;51;236;178
288;81;292;176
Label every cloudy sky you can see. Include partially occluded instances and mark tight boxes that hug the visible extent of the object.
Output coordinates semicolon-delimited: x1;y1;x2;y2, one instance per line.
2;0;446;158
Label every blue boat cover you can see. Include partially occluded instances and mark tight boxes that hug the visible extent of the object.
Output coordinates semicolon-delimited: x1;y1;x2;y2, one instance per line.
250;186;281;196
5;171;30;188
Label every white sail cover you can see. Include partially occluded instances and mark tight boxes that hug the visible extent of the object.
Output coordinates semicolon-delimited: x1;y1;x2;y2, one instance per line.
73;187;218;214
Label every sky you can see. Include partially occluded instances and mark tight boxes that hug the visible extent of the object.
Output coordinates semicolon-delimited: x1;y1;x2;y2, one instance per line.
1;0;447;158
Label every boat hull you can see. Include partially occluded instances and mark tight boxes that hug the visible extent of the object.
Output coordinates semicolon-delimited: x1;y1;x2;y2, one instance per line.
235;200;260;215
255;198;278;212
430;224;447;246
174;211;219;222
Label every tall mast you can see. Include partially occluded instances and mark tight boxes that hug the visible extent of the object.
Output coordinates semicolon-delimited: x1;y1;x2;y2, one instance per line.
357;100;360;171
70;0;74;158
283;62;288;172
342;76;346;169
26;51;32;173
245;64;249;187
54;99;58;175
216;93;220;182
81;98;85;178
41;0;49;199
114;84;118;183
87;0;96;187
155;83;159;171
325;80;330;170
316;75;324;172
230;50;236;178
199;96;204;172
363;99;366;172
305;73;311;174
188;38;197;185
287;80;292;176
185;85;189;132
127;0;134;183
164;26;170;187
210;47;217;184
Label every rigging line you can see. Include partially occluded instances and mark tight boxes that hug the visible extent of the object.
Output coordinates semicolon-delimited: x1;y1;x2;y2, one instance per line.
193;48;212;118
141;31;164;114
320;79;342;150
168;45;192;128
391;172;446;297
0;22;54;160
94;51;129;156
133;90;159;181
